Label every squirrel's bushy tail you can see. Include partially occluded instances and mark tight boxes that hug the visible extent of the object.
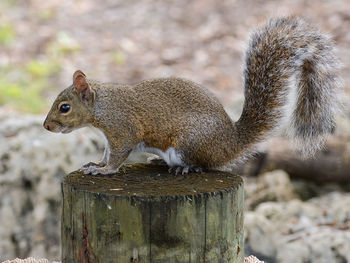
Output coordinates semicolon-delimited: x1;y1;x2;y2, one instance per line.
236;16;342;156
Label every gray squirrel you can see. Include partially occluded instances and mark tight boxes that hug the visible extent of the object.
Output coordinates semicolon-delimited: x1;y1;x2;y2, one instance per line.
43;16;341;175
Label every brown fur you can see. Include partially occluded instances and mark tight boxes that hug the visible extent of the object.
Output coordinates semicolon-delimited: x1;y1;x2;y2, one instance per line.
43;16;340;175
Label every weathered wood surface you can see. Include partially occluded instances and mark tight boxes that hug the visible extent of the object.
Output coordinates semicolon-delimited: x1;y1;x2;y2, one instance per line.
61;163;244;263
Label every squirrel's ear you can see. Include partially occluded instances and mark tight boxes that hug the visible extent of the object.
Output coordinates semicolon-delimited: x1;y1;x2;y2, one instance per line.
73;70;93;103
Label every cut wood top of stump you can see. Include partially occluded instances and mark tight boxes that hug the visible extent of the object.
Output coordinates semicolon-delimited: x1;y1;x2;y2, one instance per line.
64;163;242;199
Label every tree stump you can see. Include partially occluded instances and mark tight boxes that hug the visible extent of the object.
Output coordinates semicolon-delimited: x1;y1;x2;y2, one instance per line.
61;164;244;263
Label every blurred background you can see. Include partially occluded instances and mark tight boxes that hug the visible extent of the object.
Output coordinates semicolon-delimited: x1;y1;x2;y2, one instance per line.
0;0;349;262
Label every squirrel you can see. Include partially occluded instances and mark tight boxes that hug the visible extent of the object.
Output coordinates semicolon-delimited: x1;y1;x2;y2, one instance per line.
43;16;341;175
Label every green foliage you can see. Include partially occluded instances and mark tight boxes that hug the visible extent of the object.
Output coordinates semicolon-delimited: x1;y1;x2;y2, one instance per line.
0;14;86;113
112;50;126;65
38;9;56;21
0;57;61;113
0;78;22;101
0;72;51;113
0;24;15;46
46;31;81;57
0;28;83;113
26;59;60;78
2;0;18;8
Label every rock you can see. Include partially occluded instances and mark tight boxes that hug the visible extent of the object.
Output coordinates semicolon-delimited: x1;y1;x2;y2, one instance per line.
244;170;298;209
245;192;350;263
276;229;350;263
244;212;277;258
244;255;265;263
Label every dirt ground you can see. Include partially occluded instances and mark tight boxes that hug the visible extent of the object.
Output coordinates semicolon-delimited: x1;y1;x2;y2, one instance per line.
1;0;349;110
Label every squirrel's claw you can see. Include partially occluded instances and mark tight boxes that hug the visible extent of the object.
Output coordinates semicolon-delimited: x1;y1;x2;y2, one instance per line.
193;167;203;173
168;166;203;175
91;167;119;176
175;167;183;175
80;165;119;175
181;167;189;175
81;161;105;169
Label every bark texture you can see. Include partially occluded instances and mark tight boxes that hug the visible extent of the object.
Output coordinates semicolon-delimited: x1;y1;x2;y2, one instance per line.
61;164;244;263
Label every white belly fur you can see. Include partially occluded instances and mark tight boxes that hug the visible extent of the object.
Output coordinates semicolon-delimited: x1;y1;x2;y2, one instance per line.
134;142;184;167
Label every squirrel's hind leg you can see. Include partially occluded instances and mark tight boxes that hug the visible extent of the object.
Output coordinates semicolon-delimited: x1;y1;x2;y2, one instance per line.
147;154;203;175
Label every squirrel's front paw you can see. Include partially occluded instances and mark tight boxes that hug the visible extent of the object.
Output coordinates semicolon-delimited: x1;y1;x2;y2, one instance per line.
81;161;105;169
81;165;119;176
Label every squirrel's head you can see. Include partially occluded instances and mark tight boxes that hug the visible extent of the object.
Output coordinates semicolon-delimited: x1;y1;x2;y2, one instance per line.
43;70;95;134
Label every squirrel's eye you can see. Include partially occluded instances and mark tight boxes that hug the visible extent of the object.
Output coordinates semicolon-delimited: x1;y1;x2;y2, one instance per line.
59;104;71;113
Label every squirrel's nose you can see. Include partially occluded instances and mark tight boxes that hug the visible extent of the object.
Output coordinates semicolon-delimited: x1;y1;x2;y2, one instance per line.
43;120;52;131
44;123;51;131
